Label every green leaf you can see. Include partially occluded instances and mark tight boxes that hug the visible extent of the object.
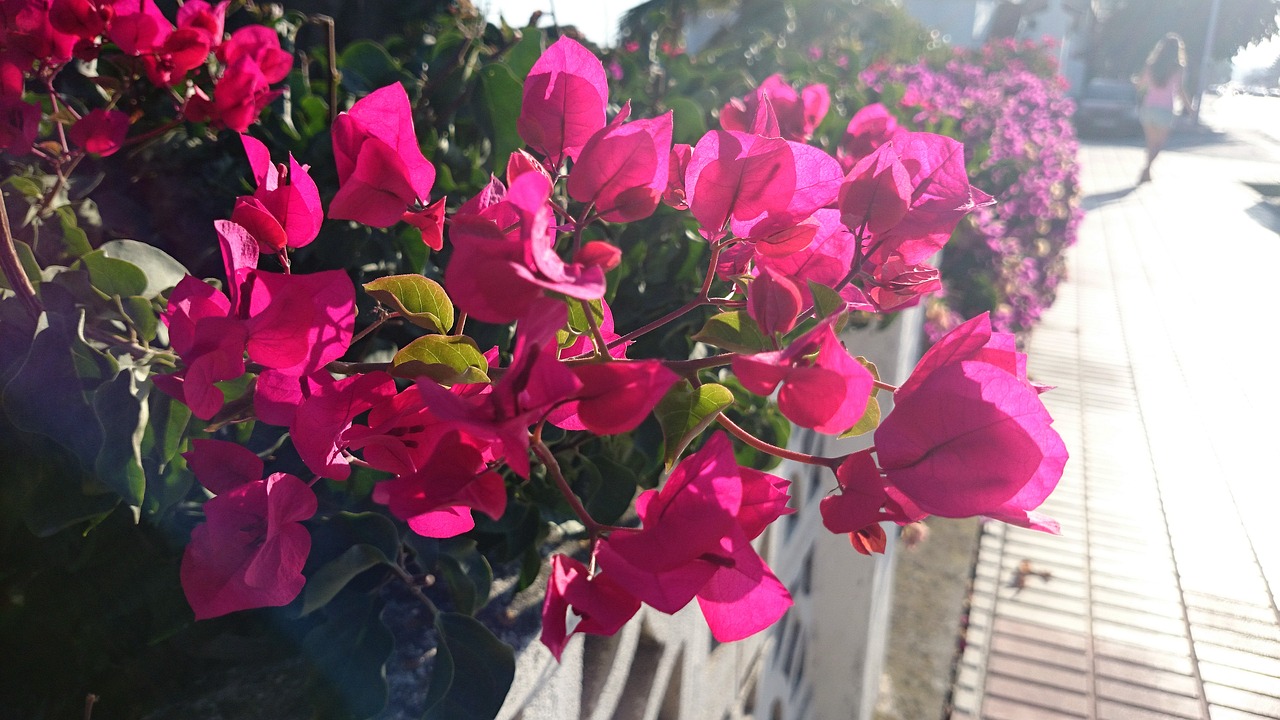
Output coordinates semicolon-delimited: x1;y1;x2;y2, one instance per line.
841;395;880;437
668;97;708;145
503;31;544;80
143;449;191;518
304;593;393;720
391;335;489;384
301;544;392;616
4;304;108;467
92;370;148;513
654;380;734;469
295;94;330;139
338;40;406;95
424;613;515;720
435;541;493;616
809;280;846;320
559;297;603;348
362;274;454;333
98;239;189;298
311;512;402;566
5;175;43;198
77;249;148;298
6;434;118;537
692;310;771;354
0;239;41;291
54;206;92;258
580;455;637;526
474;63;524;171
121;295;158;342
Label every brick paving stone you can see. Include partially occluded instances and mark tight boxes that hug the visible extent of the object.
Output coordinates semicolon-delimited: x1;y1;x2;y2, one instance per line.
1094;677;1204;718
1096;699;1200;720
987;654;1088;694
1198;662;1280;700
989;634;1089;672
1194;643;1280;680
1094;656;1200;696
1208;705;1280;720
1203;684;1280;718
982;695;1087;720
984;675;1090;716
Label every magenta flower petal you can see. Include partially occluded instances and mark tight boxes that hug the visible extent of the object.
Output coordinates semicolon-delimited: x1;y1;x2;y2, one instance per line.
540;555;640;661
695;529;792;642
180;472;316;620
517;36;608;166
184;438;264;495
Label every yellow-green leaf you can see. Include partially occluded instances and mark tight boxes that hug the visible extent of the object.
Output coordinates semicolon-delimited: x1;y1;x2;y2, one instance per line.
78;249;148;298
692;310;771;353
364;275;454;333
392;335;489;384
654;380;734;470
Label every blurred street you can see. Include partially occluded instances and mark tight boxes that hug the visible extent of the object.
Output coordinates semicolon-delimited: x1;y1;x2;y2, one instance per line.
947;106;1280;719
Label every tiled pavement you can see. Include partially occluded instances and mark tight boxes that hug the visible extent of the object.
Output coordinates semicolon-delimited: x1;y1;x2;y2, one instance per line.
948;126;1280;720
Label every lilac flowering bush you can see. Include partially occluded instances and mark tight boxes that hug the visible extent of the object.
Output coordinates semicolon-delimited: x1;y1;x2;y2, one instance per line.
863;39;1083;339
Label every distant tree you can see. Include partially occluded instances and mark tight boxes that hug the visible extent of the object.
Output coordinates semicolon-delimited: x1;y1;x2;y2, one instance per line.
1093;0;1279;78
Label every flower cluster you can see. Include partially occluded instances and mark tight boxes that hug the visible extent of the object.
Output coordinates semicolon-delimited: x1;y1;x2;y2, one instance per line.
2;15;1070;707
0;0;293;161
152;38;1067;664
862;38;1083;337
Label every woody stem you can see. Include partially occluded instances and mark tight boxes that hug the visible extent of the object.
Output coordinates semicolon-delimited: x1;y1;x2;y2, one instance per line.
0;203;43;319
715;412;843;469
531;432;605;537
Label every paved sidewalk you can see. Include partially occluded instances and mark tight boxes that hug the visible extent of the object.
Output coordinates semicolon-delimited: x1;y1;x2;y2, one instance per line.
948;130;1280;720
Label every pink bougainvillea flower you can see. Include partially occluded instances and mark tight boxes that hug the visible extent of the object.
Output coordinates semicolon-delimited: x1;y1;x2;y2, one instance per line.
0;96;41;155
402;197;446;251
49;0;114;41
864;256;942;312
818;450;924;545
417;300;582;478
661;143;691;210
372;430;507;538
67;107;129;156
242;266;354;376
517;36;608;167
546;360;679;434
231;134;324;252
540;554;641;661
746;266;802;337
859;132;994;266
683;130;843;241
330;83;435;227
838;103;903;169
720;74;829;142
733;318;874;434
197;55;281;132
155;275;247;419
105;0;170;56
290;371;397;480
874;313;1066;528
216;24;291;84
157;221;355;420
180;441;316;620
5;0;79;67
445;172;605;324
596;433;792;641
838;141;912;238
567;104;673;223
176;0;228;49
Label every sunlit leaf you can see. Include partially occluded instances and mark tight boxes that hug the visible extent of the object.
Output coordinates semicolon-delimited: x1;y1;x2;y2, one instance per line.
363;274;454;333
654;380;734;469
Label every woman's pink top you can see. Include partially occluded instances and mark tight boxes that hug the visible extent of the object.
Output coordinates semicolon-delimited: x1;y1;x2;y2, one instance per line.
1142;68;1182;110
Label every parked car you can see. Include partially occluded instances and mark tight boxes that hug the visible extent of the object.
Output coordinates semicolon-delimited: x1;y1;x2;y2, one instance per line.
1073;78;1142;137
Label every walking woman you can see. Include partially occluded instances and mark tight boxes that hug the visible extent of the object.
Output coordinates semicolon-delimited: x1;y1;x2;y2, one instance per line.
1136;33;1192;183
